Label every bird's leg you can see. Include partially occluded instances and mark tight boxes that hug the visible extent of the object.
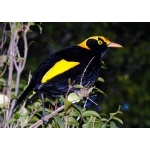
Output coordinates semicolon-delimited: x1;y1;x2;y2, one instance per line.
41;93;46;122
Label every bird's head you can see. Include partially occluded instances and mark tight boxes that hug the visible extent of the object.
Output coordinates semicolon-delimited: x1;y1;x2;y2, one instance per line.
78;36;123;57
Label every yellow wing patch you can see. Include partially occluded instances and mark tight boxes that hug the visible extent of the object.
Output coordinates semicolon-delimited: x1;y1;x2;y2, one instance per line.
41;59;80;83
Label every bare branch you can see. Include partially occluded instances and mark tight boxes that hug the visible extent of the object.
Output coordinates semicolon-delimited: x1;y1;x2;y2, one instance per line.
12;34;20;70
7;37;15;99
29;105;65;128
6;99;16;120
5;23;31;125
14;23;30;96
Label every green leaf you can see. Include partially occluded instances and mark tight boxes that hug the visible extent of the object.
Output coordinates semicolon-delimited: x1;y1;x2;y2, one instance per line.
34;101;41;107
30;116;39;122
82;124;89;128
113;116;123;124
45;108;51;114
97;77;105;82
68;78;71;85
73;84;83;89
82;110;101;119
54;116;63;127
82;122;93;128
81;107;86;112
101;118;108;122
110;113;115;118
64;100;72;111
101;61;107;69
94;88;107;97
68;116;79;127
70;111;79;117
67;92;81;103
101;61;105;65
110;121;117;128
95;121;103;128
36;24;42;34
28;41;35;47
116;111;123;115
109;108;123;118
61;96;72;112
101;66;107;69
0;79;5;83
72;104;82;113
14;112;21;119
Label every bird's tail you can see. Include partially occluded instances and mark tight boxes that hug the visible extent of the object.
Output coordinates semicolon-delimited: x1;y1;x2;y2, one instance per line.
13;84;33;111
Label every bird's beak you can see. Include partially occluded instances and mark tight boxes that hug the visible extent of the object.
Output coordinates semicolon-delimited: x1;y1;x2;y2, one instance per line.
107;42;123;48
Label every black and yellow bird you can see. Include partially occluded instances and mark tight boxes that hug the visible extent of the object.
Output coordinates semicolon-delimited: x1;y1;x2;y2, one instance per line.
13;36;122;110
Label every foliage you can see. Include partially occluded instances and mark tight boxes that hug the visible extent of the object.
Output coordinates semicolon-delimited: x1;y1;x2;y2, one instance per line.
4;84;123;128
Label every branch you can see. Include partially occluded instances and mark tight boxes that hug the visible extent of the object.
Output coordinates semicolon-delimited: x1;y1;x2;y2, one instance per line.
20;23;30;72
1;98;16;128
29;105;65;128
80;57;95;85
14;23;30;96
7;36;15;98
7;98;16;120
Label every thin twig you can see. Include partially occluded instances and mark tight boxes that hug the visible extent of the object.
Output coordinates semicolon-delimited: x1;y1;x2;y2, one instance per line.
80;57;95;85
102;116;112;128
64;115;68;128
92;117;96;128
22;109;36;128
65;80;75;99
29;105;65;128
0;23;7;50
0;65;7;76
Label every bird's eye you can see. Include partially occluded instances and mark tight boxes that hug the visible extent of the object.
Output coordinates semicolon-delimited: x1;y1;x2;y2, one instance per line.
98;40;103;45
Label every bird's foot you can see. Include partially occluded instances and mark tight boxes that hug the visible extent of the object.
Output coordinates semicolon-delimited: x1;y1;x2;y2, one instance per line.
41;114;48;124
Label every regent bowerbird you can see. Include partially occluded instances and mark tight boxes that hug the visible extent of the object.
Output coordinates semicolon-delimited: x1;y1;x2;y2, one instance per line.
13;36;122;112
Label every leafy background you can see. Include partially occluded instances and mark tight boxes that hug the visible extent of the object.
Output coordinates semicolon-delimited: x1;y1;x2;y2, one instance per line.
1;22;150;127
